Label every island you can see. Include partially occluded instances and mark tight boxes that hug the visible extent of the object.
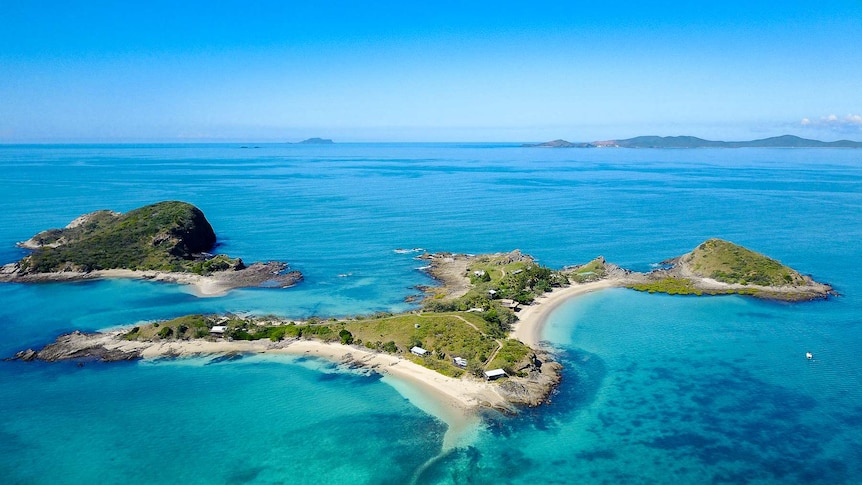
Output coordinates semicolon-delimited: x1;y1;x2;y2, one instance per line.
521;139;595;148
0;201;302;295
296;137;334;144
525;134;862;148
11;238;832;425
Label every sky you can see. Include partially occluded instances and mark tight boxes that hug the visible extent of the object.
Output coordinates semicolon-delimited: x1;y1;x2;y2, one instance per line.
1;1;861;142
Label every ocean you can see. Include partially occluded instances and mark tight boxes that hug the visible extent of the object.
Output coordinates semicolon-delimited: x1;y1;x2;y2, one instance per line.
0;143;860;484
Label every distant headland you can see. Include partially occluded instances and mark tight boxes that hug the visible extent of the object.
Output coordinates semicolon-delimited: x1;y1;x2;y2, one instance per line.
524;134;862;148
0;201;302;295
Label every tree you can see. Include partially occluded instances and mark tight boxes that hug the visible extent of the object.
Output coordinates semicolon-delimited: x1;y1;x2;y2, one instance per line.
339;329;354;345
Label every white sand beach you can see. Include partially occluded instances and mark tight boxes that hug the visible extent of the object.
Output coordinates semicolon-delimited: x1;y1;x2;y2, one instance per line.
511;279;623;348
96;269;233;296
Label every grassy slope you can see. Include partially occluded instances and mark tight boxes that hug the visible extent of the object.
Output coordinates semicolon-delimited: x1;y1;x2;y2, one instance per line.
125;312;532;378
684;238;805;286
628;239;809;297
21;201;227;273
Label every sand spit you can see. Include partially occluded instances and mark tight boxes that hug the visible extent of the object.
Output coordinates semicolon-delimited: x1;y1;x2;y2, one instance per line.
12;331;516;449
0;262;302;296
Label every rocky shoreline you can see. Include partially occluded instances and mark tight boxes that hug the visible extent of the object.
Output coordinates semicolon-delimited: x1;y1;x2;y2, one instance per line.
11;322;562;411
0;260;303;294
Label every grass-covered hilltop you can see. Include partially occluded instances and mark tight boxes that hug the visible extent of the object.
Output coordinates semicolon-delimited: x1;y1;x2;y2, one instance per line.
0;201;302;291
17;201;220;273
627;238;833;301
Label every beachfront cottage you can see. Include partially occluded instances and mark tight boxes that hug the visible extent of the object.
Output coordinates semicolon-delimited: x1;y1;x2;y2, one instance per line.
410;346;428;356
210;325;227;335
453;357;468;368
499;299;520;311
484;369;507;380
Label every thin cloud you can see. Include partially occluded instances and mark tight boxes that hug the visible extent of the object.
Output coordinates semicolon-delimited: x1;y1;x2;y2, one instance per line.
801;114;862;130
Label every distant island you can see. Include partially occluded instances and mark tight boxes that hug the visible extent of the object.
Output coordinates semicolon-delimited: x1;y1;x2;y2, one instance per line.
0;201;302;295
11;238;832;419
296;137;334;144
524;134;862;148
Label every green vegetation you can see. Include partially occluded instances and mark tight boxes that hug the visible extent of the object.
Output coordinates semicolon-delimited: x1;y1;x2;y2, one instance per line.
566;257;608;283
685;239;805;287
125;309;537;378
125;314;211;340
628;278;704;296
426;254;565;333
487;339;533;376
19;201;239;274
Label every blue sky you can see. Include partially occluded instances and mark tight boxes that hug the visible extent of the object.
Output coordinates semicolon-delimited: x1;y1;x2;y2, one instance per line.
1;1;861;142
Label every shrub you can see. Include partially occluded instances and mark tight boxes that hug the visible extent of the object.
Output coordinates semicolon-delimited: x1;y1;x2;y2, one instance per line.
339;329;354;345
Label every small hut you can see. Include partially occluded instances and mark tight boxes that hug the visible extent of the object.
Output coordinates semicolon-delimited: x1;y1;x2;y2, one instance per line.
484;369;507;380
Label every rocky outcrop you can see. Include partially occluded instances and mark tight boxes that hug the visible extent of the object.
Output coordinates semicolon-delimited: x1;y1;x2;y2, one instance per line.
12;331;142;362
496;351;563;407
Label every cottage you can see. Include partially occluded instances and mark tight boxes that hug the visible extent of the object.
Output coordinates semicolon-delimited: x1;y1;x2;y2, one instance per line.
210;325;227;335
453;357;468;368
410;346;428;356
499;299;520;311
484;369;507;380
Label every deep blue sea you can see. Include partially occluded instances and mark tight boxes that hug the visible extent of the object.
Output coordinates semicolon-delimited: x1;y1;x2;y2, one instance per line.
1;143;860;484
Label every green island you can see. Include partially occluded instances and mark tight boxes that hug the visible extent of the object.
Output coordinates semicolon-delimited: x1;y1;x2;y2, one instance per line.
8;230;834;411
0;201;302;292
625;238;832;301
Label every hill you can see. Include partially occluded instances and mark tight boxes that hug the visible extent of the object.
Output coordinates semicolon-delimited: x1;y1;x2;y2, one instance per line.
526;135;862;148
521;139;594;148
627;238;832;300
602;135;862;148
679;238;808;286
16;201;220;273
1;201;303;291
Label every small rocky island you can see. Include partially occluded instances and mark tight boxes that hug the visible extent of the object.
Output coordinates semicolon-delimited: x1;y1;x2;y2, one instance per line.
296;137;334;144
625;238;834;301
0;201;302;293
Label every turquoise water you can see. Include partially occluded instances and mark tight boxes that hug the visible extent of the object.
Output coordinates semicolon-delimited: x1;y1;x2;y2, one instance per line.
1;144;860;483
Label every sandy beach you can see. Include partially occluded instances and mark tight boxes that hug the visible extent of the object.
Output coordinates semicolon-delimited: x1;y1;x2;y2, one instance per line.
511;279;623;348
98;269;233;296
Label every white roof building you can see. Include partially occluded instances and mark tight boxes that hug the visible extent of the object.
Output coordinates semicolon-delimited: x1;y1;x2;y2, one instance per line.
410;346;428;356
210;326;227;334
484;369;507;380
